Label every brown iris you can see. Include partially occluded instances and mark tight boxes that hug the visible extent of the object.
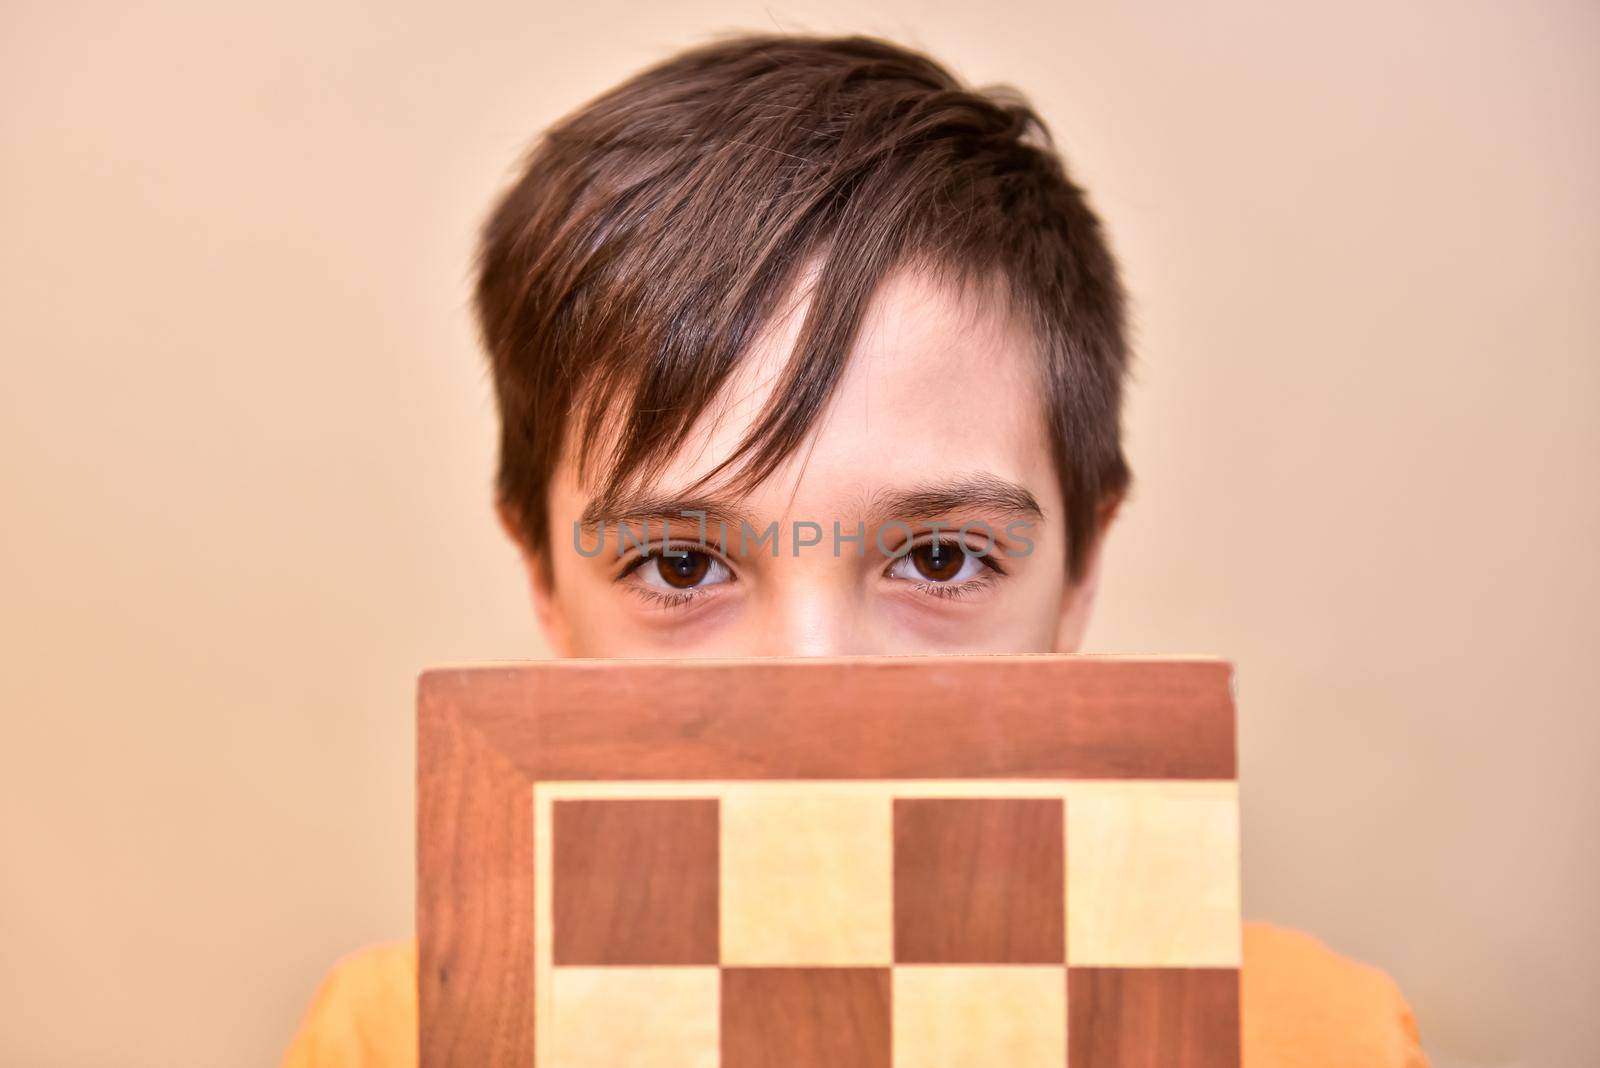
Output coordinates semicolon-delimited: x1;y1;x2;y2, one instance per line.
909;540;966;582
655;550;712;589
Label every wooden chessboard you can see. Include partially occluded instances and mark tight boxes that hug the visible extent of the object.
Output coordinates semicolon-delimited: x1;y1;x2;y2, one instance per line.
418;656;1241;1067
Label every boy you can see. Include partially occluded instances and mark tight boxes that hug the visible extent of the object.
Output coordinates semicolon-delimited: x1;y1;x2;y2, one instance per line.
284;34;1426;1065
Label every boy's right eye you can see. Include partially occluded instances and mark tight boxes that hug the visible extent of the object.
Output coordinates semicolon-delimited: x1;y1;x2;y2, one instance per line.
626;548;733;594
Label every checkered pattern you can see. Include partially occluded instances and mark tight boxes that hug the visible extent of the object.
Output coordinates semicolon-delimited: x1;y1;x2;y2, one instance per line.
534;782;1241;1067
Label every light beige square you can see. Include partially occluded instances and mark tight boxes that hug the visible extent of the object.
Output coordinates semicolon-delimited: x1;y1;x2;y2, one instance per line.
720;790;893;965
547;966;718;1068
1067;795;1242;966
891;966;1066;1068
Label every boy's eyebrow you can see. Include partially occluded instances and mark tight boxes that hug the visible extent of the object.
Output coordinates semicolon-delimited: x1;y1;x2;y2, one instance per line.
870;475;1044;523
577;492;759;535
578;474;1043;534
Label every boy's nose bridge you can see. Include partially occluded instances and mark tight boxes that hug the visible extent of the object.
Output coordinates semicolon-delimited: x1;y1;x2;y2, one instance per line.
748;580;870;657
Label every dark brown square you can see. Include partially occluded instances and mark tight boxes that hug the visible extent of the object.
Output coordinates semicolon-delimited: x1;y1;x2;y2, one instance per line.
552;798;718;965
894;797;1065;963
1068;967;1240;1067
721;967;890;1068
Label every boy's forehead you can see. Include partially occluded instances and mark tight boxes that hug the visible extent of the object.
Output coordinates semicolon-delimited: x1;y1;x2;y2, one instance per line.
561;265;1057;522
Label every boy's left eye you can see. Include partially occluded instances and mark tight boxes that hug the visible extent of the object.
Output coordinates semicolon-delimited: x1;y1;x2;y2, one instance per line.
886;540;992;585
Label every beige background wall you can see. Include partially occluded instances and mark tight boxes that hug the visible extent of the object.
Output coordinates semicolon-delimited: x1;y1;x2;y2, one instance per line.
2;1;1596;1065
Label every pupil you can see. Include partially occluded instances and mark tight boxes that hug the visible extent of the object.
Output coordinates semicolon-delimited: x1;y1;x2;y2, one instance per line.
657;551;709;589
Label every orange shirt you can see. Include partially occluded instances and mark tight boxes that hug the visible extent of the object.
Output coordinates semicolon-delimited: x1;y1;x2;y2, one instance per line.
281;922;1427;1066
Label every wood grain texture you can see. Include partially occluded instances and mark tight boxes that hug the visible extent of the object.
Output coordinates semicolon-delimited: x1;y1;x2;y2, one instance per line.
552;798;719;965
547;968;718;1068
418;657;1240;1065
721;967;890;1068
720;793;892;965
893;798;1065;963
892;966;1067;1068
1067;967;1240;1067
419;657;1235;781
1066;795;1242;967
417;680;535;1067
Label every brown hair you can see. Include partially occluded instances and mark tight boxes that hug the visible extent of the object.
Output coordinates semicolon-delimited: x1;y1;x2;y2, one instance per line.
475;33;1130;581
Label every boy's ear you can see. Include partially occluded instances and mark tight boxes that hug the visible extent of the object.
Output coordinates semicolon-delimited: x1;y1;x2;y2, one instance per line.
1053;491;1124;653
495;498;575;657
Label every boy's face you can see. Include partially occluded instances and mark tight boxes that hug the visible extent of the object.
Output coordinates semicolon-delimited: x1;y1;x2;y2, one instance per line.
507;267;1114;657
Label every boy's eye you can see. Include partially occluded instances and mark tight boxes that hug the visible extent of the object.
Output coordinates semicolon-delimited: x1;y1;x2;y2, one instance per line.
636;549;731;591
889;540;990;584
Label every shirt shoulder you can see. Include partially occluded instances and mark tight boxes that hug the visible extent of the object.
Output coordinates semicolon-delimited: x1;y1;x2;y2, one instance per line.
281;940;418;1068
280;925;1427;1067
1242;921;1429;1067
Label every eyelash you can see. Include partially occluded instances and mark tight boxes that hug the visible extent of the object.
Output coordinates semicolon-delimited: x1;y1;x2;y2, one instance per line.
630;587;701;609
905;572;998;601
